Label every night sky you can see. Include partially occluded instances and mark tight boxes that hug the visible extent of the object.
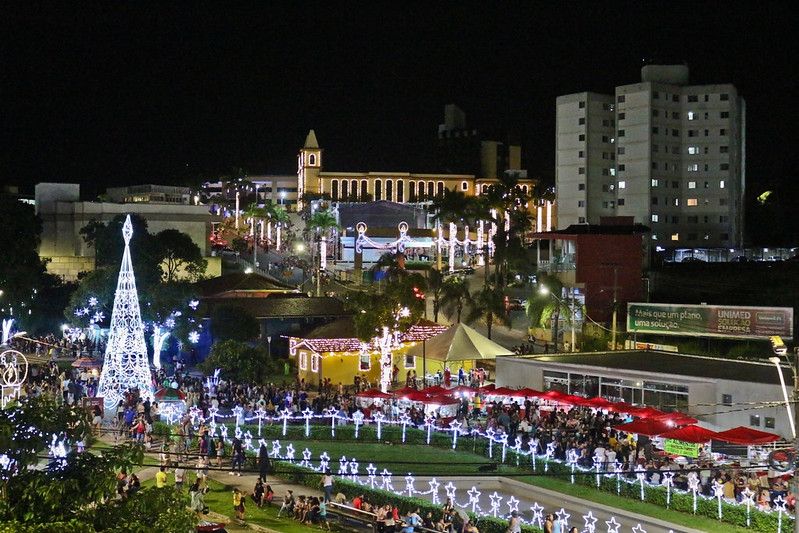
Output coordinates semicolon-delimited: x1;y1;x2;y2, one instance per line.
3;3;797;203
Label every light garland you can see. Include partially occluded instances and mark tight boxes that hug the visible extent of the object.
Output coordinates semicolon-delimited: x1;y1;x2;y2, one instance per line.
97;215;154;409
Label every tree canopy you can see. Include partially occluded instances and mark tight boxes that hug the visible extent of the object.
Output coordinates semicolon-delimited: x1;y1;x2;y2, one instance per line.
199;339;271;383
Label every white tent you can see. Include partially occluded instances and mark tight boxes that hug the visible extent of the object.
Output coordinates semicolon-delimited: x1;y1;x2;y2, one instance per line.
405;323;513;361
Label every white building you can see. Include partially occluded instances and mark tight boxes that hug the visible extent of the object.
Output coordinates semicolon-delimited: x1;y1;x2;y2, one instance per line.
556;65;745;249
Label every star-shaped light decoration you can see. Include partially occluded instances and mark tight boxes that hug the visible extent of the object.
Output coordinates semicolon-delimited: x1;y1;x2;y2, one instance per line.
188;330;200;344
380;468;394;491
366;463;377;488
506;496;519;514
489;491;503;517
284;443;295;462
467;486;482;512
302;407;314;436
740;486;755;506
582;510;598;533
301;447;312;468
270;440;282;459
349;459;359;481
353;410;364;438
444;481;458;501
687;472;700;493
711;479;724;499
399;412;412;442
88;297;98;307
774;494;787;513
404;474;416;497
631;524;647;533
545;441;557;458
555;508;570;529
319;451;330;472
530;502;544;528
164;317;176;329
428;478;441;504
449;419;462;449
605;516;621;533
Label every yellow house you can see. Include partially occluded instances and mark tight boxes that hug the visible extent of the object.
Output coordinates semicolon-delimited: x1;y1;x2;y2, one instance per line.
289;318;448;389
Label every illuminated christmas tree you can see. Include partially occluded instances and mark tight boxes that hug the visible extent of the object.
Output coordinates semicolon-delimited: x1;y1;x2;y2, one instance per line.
97;215;154;409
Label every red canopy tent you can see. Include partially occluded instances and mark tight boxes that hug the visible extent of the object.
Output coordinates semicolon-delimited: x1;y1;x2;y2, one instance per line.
713;426;782;445
633;406;666;418
654;412;699;426
585;397;616;410
488;387;519;397
539;390;570;402
659;425;718;443
609;402;640;414
477;384;496;392
154;387;186;401
448;385;476;396
614;418;673;437
393;387;417;397
423;385;449;395
425;394;460;406
512;387;544;398
355;388;393;399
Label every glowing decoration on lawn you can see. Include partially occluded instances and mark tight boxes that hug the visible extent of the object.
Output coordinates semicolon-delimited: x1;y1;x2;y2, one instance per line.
349;459;359;482
0;349;28;408
399;412;411;442
254;406;267;436
712;478;724;519
530;502;544;529
97;215;154;409
687;472;700;513
188;331;200;344
280;408;291;435
367;463;377;489
353;410;364;438
567;448;579;483
506;496;519;514
488;491;502;517
301;448;312;468
337;456;348;475
592;453;604;487
232;405;244;426
380;468;395;492
635;464;646;500
319;451;330;473
270;440;281;459
284;443;295;462
486;428;495;458
740;486;754;526
582;510;597;533
662;472;674;507
328;406;339;437
544;441;556;472
631;525;647;533
556;508;570;531
605;516;621;533
428;478;440;505
775;494;787;533
467;486;481;513
302;407;314;436
613;461;624;494
152;325;170;370
450;420;461;449
404;474;415;497
374;411;385;440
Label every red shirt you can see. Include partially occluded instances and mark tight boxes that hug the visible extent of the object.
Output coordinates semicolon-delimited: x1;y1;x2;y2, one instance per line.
353;497;362;510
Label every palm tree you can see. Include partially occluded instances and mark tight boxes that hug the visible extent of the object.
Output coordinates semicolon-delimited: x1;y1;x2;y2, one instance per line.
369;252;407;285
306;209;341;295
426;268;445;322
271;206;291;252
464;285;510;340
439;277;471;323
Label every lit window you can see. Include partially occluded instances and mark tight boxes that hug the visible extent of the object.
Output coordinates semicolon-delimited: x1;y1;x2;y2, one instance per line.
651;179;659;187
688;182;696;189
720;180;726;188
687;111;696;120
674;198;680;206
688;146;700;155
299;353;307;371
671;233;680;241
651;214;659;222
687;199;698;206
610;168;616;177
359;353;371;371
652;234;658;240
687;164;699;172
618;181;626;189
311;353;320;372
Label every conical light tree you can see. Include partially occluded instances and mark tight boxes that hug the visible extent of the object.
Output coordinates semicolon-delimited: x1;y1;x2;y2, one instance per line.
97;215;154;409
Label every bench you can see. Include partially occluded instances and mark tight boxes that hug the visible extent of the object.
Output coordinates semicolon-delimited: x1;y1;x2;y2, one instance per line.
327;502;379;531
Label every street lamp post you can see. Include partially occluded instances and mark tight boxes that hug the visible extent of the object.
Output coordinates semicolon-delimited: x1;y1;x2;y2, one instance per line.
768;338;799;533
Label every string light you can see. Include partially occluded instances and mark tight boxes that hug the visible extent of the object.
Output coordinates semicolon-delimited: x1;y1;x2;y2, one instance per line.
97;215;154;410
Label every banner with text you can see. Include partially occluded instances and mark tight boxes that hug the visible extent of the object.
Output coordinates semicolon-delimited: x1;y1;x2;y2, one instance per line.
627;303;793;340
665;439;699;458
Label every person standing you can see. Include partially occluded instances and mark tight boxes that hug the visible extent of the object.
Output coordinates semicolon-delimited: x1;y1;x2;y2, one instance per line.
508;511;521;533
321;469;334;502
155;466;168;488
258;443;271;483
233;488;245;521
174;464;185;491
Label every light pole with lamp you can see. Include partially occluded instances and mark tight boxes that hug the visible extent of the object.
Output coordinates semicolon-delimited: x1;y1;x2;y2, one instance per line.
540;286;576;352
768;335;799;533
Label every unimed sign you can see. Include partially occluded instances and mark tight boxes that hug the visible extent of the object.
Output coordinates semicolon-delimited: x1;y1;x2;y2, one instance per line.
627;303;793;340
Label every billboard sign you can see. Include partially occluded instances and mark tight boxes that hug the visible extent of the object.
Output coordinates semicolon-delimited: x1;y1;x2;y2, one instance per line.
627;303;793;340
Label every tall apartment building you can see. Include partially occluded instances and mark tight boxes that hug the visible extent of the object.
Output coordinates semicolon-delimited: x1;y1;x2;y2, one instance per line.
556;65;745;249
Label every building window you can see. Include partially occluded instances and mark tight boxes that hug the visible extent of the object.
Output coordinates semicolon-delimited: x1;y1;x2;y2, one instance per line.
750;415;761;427
720;111;730;119
397;180;404;202
672;216;679;223
651;197;658;205
618;164;625;171
618;129;625;137
311;353;320;373
651;179;659;187
651;214;659;222
577;200;585;207
385;179;393;202
687;111;696;120
652;91;659;99
687;95;698;103
578;150;585;158
765;417;776;429
704;129;710;137
720;180;726;188
341;179;349;200
299;353;307;371
578;217;586;223
652;109;659;117
720;233;729;240
618;181;626;189
602;184;615;192
719;215;729;223
674;198;680;206
687;199;698;206
578;183;585;191
672;129;679;137
672;181;680;188
578;101;585;108
579;134;586;141
617;95;625;103
374;179;382;201
688;181;696;189
309;154;316;165
720;198;728;206
688;130;698;137
618;112;625;120
578;167;586;175
652;126;659;134
610;168;616;176
720;146;729;154
688;146;699;155
578;118;586;125
688;216;699;223
602;169;609;176
704;181;710;189
687;233;698;241
360;353;371;371
617;147;625;155
688;164;699;172
428;181;435;199
672;111;680;119
618;199;625;206
404;353;415;369
331;180;339;201
720;163;730;171
671;233;679;241
720;93;730;101
651;162;657;169
720;128;727;136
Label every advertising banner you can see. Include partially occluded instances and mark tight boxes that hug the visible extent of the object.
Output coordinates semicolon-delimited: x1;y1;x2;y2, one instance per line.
665;439;699;458
627;303;793;339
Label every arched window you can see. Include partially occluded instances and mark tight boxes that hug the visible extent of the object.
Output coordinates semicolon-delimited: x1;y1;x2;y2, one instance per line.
409;181;416;201
331;180;339;201
341;180;348;200
418;181;426;200
351;180;358;200
397;180;404;203
309;154;316;166
385;180;393;202
375;179;383;201
437;182;445;196
361;180;368;198
427;181;435;199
